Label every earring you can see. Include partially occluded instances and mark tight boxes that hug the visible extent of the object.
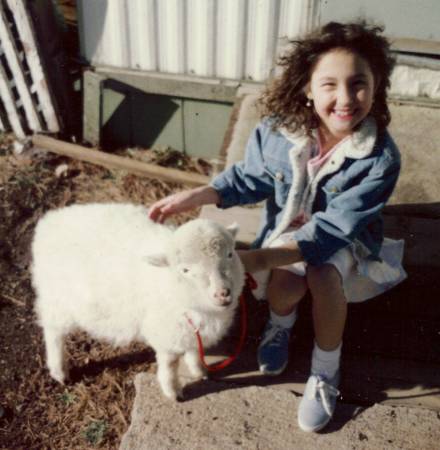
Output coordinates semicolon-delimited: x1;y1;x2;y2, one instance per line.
306;98;312;107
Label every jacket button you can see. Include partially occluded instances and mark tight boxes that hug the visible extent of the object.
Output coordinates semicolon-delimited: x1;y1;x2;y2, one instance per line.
275;171;284;181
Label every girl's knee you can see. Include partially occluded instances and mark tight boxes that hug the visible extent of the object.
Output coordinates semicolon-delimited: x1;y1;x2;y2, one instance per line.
306;264;342;287
267;269;308;298
306;264;347;306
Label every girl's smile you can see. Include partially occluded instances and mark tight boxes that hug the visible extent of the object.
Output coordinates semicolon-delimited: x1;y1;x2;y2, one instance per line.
307;48;375;147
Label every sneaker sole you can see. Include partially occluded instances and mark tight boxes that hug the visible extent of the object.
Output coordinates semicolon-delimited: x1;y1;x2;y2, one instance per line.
297;415;331;433
258;360;288;376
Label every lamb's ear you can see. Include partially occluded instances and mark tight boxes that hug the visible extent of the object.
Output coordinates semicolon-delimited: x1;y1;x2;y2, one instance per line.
226;222;239;239
143;253;170;267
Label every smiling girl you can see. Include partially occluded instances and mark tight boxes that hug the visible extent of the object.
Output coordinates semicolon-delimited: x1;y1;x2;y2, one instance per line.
148;21;406;432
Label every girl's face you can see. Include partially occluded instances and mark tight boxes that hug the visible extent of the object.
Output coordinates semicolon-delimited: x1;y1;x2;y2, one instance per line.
307;48;375;143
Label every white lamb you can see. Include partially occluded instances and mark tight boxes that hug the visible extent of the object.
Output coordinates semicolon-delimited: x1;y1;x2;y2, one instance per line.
31;203;245;400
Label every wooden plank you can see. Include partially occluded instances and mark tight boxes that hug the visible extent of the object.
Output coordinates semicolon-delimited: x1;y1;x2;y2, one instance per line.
32;134;210;187
7;0;59;132
0;3;41;131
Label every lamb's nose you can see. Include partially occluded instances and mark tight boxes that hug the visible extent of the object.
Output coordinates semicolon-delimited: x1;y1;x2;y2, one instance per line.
217;288;231;298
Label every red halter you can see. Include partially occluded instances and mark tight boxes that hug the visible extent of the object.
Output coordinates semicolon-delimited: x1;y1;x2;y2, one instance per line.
185;272;257;372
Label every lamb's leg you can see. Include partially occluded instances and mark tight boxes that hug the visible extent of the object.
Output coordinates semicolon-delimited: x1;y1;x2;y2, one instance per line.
43;326;67;384
156;352;183;401
183;349;206;380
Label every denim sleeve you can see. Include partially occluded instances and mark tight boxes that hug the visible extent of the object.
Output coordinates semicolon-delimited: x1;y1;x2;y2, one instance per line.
210;123;275;208
293;156;401;266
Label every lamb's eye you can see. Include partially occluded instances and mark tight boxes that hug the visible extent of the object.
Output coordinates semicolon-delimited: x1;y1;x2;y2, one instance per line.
227;252;233;259
182;268;189;273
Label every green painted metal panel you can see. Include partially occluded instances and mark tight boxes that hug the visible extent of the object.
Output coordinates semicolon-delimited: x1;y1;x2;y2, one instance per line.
101;84;183;151
97;78;233;158
183;99;232;159
130;93;183;152
101;85;131;149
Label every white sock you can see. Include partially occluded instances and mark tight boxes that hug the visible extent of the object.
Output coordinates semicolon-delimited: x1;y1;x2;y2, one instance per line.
311;341;342;379
269;308;298;329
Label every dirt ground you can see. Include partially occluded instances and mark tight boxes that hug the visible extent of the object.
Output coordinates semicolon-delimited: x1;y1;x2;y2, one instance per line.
0;135;211;449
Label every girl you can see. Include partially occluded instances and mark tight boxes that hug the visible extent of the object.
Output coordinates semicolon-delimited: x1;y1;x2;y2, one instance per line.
148;21;406;432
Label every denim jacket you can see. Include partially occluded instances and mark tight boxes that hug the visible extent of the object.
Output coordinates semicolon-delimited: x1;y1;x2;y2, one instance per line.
211;117;401;266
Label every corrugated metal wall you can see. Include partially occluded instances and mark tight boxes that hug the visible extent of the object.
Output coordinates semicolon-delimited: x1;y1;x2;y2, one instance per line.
77;0;318;82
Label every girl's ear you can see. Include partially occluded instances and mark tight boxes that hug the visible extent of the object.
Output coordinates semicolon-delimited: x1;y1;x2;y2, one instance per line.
303;82;313;100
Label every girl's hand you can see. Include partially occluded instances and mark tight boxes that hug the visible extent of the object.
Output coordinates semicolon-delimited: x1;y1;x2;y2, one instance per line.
237;242;303;273
148;186;220;223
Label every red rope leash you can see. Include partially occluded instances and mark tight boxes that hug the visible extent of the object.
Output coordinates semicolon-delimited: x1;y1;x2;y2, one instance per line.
185;272;257;372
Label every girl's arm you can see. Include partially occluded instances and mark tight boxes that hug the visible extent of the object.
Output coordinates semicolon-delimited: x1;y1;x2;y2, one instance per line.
149;121;276;222
294;155;400;266
238;240;303;273
148;185;220;223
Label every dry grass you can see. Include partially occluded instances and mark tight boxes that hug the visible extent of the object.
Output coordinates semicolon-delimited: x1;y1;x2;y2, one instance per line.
0;136;211;449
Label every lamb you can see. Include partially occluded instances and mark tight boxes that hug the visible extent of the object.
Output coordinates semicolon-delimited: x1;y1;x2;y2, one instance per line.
31;203;245;400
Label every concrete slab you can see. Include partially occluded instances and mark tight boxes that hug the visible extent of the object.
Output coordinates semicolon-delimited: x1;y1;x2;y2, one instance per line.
120;372;440;450
388;103;440;208
123;97;440;450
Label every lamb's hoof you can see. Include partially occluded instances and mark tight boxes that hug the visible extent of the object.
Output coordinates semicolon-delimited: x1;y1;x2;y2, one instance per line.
189;372;206;382
162;386;184;402
49;369;66;385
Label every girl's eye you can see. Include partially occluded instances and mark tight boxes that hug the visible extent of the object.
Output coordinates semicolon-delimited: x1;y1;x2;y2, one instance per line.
353;79;367;87
227;252;233;258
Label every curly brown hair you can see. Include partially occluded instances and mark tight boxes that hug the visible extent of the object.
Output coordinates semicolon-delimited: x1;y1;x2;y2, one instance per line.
259;21;395;134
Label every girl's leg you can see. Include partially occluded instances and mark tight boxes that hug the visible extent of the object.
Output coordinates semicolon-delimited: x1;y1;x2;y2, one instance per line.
258;269;308;375
298;264;346;433
307;264;347;351
267;268;308;316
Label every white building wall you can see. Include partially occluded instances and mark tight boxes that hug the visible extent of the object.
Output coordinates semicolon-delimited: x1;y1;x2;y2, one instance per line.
77;0;318;82
77;0;440;98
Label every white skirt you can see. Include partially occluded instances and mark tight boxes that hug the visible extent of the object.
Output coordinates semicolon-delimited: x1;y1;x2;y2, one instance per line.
252;232;407;303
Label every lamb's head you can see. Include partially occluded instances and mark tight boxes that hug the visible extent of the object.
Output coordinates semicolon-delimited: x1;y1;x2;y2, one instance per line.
147;219;245;309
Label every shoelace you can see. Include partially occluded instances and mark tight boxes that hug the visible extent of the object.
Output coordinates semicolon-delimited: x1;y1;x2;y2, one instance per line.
260;324;289;348
308;376;340;416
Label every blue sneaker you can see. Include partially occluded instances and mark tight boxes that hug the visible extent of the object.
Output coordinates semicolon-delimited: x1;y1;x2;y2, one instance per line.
298;372;340;432
257;320;290;375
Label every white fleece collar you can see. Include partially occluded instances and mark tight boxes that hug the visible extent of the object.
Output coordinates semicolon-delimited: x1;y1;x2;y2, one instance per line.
264;117;378;247
279;117;377;160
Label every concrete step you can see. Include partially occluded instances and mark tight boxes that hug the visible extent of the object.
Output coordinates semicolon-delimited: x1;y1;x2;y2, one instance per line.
119;372;440;450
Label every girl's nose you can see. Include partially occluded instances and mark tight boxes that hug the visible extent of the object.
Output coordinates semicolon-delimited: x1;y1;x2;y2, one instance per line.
337;85;354;105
